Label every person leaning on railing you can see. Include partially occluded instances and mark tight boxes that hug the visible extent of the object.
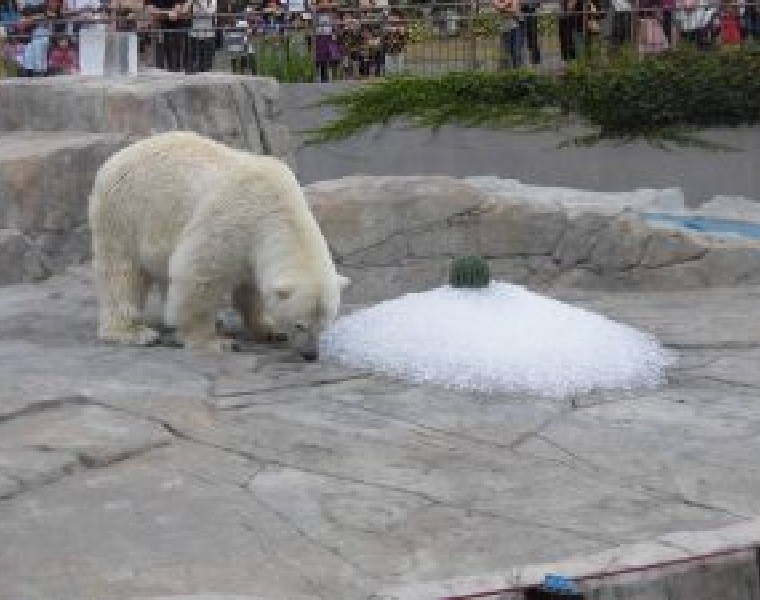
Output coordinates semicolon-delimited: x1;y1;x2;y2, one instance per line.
187;0;215;72
146;0;190;71
63;0;103;37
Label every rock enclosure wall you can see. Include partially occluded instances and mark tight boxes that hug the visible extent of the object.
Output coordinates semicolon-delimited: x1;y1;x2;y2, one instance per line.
307;176;760;303
0;73;292;161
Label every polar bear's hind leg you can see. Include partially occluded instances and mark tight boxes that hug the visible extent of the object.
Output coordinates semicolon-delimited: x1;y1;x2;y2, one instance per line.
94;255;160;346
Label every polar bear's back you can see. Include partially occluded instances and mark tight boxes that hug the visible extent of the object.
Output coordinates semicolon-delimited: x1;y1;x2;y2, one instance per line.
88;131;333;283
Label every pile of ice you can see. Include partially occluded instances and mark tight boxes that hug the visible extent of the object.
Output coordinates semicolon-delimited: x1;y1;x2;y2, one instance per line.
320;283;676;398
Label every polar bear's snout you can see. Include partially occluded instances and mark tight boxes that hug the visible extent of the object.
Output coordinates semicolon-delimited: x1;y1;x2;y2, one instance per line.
289;325;320;362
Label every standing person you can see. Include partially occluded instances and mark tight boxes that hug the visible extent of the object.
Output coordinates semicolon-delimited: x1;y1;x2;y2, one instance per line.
520;0;541;65
382;8;406;76
187;0;216;72
661;0;674;42
147;0;190;71
225;6;255;74
313;0;340;82
494;0;523;69
337;9;361;78
558;0;576;60
638;0;669;53
744;1;760;41
63;0;102;40
675;0;716;49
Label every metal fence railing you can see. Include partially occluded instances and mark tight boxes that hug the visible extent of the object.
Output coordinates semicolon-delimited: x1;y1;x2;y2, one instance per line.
1;2;759;81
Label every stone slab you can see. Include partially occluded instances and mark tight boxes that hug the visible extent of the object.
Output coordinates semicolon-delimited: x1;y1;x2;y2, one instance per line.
1;269;760;599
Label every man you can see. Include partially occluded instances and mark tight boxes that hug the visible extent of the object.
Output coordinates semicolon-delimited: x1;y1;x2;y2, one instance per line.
520;0;540;65
146;0;190;71
64;0;103;36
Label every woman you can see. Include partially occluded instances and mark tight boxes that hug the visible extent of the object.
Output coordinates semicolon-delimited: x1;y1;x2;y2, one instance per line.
313;0;340;82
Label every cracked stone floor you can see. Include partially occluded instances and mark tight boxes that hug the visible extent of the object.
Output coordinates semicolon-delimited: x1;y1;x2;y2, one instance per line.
1;266;760;600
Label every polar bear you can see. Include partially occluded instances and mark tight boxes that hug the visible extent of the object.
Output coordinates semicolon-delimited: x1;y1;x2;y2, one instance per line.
88;131;349;360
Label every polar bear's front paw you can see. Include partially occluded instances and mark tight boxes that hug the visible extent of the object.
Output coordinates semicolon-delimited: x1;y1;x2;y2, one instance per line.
99;322;161;347
184;335;240;352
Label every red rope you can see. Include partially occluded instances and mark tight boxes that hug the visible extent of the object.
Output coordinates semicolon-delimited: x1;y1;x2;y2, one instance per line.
440;543;758;599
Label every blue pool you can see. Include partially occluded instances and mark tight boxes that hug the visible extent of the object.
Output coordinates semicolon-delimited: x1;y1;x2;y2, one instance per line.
640;213;760;240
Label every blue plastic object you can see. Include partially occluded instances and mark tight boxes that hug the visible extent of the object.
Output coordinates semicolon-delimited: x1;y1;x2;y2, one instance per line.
541;574;579;594
639;213;760;241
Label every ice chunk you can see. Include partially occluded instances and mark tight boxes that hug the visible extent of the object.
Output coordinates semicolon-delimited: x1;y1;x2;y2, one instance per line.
321;283;676;398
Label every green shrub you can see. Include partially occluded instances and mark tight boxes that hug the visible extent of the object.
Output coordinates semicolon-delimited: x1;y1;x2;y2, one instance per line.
307;69;561;142
256;38;315;83
563;43;760;139
308;45;760;147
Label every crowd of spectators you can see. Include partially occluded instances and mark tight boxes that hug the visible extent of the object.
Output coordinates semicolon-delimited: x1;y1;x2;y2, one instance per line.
494;0;760;68
0;0;409;79
0;0;758;79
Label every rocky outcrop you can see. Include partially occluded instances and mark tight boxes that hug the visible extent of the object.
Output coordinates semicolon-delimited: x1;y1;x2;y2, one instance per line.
306;176;760;303
0;133;129;285
0;73;292;162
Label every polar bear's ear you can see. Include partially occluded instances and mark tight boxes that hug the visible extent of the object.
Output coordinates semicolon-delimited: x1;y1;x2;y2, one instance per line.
337;274;352;290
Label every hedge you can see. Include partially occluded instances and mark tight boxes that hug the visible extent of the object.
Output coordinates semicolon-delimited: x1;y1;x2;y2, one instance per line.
306;43;760;147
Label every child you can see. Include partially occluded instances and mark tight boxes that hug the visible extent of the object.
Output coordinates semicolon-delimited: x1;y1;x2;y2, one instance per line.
47;33;77;74
717;0;741;46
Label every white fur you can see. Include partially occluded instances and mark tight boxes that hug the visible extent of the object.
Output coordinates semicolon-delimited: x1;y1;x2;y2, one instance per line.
88;131;349;353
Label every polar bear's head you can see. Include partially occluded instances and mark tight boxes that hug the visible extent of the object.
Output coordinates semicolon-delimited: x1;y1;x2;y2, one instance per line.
264;272;351;361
